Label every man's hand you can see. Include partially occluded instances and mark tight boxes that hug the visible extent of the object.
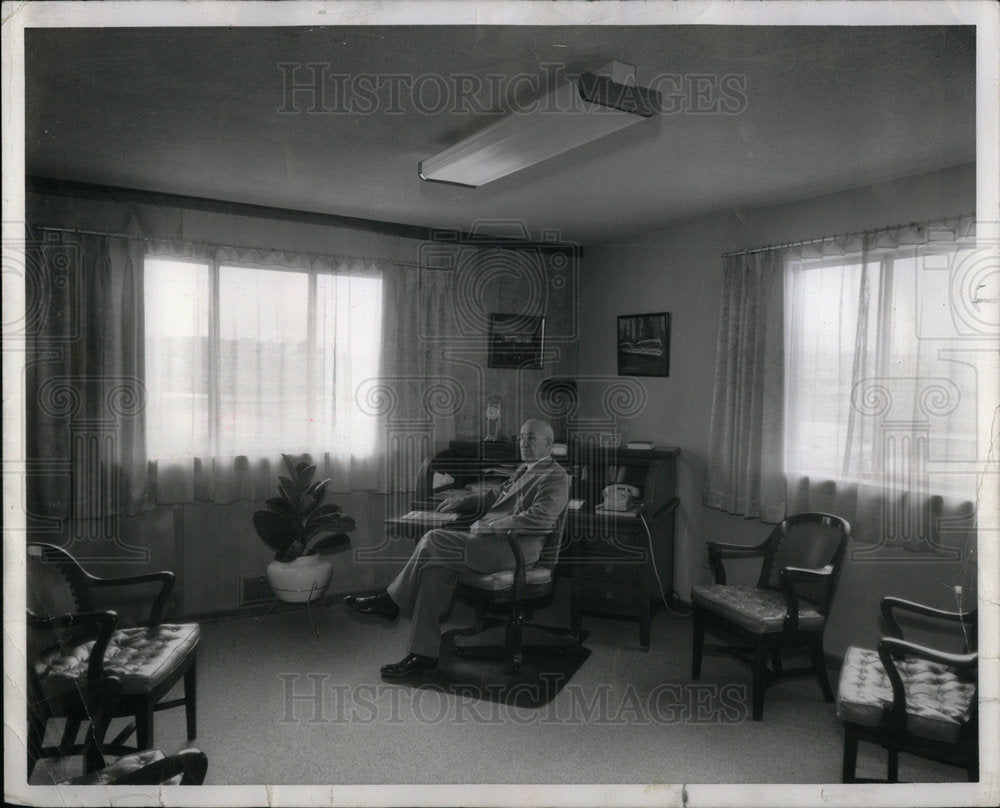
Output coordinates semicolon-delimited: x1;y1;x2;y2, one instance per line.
469;519;492;536
436;495;464;513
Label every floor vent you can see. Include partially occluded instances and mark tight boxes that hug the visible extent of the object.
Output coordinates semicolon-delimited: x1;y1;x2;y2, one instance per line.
240;575;273;606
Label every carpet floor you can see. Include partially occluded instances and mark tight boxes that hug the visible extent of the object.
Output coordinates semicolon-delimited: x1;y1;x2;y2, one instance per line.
30;600;969;786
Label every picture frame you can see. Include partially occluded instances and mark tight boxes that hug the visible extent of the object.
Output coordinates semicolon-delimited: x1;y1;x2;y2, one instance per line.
488;313;545;369
617;312;670;377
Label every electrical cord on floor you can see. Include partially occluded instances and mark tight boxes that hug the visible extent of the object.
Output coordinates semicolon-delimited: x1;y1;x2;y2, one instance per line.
639;509;692;618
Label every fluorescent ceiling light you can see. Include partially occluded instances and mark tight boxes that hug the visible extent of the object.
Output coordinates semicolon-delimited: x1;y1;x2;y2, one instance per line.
419;62;661;188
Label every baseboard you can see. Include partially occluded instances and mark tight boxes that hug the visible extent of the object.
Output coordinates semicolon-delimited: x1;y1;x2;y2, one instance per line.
179;588;357;624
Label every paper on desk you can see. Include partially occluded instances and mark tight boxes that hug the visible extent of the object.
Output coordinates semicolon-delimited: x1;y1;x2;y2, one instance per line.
432;471;455;489
400;510;460;522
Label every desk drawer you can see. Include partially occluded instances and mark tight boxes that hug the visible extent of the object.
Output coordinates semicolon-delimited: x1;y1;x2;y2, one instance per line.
574;560;642;613
572;534;648;561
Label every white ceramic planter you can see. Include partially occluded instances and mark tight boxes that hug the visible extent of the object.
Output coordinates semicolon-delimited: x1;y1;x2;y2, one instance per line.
265;554;334;602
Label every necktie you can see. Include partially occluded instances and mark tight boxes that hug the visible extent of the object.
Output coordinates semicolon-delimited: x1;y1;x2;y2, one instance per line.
502;464;528;492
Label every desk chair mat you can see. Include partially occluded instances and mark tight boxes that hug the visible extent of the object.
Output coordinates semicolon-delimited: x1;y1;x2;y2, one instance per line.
383;629;591;709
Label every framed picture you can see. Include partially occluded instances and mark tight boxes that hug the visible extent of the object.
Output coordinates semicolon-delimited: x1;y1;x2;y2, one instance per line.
617;312;670;377
488;313;545;369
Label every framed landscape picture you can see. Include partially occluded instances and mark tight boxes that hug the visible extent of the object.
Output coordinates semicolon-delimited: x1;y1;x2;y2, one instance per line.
488;313;545;369
617;312;670;377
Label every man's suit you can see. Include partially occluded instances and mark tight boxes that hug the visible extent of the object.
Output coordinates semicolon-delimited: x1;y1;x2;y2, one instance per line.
386;455;570;657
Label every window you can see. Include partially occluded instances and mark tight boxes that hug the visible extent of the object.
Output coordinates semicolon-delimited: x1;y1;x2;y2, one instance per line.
144;257;382;460
784;244;979;500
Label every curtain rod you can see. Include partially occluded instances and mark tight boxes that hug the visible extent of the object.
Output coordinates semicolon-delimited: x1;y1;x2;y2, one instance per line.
27;224;428;270
721;211;975;258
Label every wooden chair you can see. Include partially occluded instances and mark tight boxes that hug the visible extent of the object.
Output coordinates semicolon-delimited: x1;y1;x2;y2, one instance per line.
690;512;851;720
27;542;200;776
836;597;978;782
452;507;578;673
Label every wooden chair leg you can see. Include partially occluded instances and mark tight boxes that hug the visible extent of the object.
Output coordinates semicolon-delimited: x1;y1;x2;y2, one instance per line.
184;661;198;740
887;747;899;783
811;638;834;702
691;606;704;680
27;708;45;778
751;638;768;721
59;716;82;754
136;702;155;750
842;728;859;783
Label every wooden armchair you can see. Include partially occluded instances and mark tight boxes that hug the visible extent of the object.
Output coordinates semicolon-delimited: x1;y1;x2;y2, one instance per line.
452;507;577;673
27;542;200;776
690;512;851;720
836;596;978;782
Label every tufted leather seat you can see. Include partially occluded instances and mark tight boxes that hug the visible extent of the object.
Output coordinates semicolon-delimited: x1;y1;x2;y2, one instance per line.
836;646;976;743
63;747;208;786
691;584;825;633
68;748;178;785
37;624;201;696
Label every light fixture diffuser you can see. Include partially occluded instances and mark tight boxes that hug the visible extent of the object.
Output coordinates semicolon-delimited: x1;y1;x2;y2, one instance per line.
419;62;661;187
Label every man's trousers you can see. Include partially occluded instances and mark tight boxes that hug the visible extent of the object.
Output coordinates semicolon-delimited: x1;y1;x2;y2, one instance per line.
386;528;544;658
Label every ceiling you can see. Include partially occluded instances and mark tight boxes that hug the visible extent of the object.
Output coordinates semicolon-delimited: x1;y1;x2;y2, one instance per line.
25;25;976;244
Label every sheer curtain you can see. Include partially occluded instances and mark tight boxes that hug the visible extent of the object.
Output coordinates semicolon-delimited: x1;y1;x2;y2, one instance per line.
702;249;786;522
25;230;150;539
784;218;980;551
145;246;384;502
705;217;981;553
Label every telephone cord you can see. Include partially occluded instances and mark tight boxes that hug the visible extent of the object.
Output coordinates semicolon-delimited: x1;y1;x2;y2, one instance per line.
638;509;692;619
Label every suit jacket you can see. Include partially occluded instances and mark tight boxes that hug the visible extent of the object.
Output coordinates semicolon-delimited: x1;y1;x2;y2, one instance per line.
457;456;570;536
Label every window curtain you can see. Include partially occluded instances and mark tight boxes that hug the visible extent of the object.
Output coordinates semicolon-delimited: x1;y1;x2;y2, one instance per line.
375;265;467;495
26;227;467;526
145;242;387;503
702;248;786;522
704;216;980;553
25;230;151;532
784;218;980;550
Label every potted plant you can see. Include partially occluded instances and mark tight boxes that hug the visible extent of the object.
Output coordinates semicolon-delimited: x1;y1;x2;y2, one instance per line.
253;455;356;602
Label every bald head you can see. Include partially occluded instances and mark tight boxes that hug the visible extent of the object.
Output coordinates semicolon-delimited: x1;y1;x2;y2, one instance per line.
518;419;554;463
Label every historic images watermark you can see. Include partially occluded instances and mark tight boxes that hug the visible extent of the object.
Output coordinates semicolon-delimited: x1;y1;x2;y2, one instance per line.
277;63;748;116
277;673;749;726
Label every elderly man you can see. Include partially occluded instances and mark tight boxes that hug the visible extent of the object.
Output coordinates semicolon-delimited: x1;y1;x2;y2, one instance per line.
345;418;569;677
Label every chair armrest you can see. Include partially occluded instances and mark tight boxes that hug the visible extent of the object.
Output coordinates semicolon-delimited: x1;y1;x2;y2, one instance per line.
108;748;208;785
877;636;978;730
505;536;528;599
881;596;977;646
706;540;767;585
28;609;119;685
89;571;175;626
778;565;834;633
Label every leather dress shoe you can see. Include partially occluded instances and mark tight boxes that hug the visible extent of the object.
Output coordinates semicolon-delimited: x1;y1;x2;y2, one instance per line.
380;653;439;678
343;590;399;620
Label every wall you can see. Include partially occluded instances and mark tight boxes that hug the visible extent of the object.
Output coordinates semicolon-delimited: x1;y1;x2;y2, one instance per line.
575;161;977;657
26;189;579;617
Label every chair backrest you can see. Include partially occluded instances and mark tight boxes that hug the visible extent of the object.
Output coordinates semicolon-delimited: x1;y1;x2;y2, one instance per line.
27;543;90;620
534;506;570;571
758;513;850;611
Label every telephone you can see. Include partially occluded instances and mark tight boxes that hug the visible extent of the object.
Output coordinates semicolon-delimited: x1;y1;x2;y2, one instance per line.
602;484;640;512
